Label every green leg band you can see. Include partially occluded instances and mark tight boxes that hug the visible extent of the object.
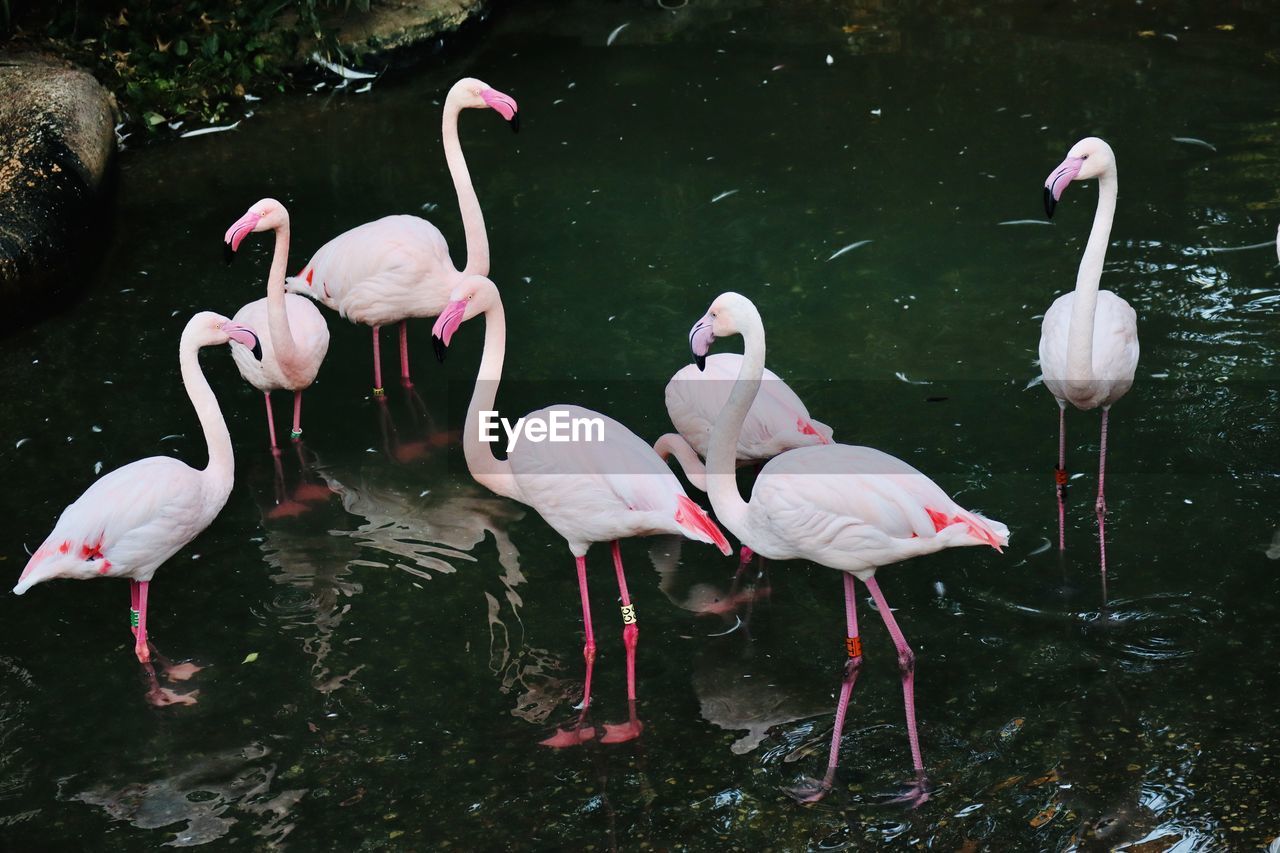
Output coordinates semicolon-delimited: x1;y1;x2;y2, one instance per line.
290;428;302;439
130;609;140;628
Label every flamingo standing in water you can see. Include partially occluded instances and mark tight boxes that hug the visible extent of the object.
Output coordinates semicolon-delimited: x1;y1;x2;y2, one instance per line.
431;277;731;744
224;198;330;450
1040;137;1139;571
13;312;262;663
286;78;518;395
688;292;1007;804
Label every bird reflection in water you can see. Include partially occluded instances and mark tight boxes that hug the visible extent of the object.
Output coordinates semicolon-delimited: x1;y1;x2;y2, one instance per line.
261;440;336;520
374;386;459;464
138;645;203;708
70;743;304;846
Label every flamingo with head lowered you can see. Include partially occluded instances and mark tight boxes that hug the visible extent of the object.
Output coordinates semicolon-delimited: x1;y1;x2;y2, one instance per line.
1040;137;1139;573
688;292;1007;805
431;277;731;746
224;198;331;450
286;78;518;396
13;312;261;663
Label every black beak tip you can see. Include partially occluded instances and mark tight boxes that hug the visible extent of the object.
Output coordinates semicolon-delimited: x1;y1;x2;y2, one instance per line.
432;335;448;364
1043;187;1057;219
223;243;236;265
694;353;707;372
509;112;520;134
251;336;263;362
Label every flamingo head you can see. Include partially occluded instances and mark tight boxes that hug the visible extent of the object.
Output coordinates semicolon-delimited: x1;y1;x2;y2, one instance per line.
431;276;499;363
223;198;289;263
1043;137;1114;218
451;77;519;132
185;312;262;360
689;291;757;371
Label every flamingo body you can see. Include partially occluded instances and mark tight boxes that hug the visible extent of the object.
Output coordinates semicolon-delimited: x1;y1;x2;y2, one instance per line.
231;293;330;391
286;215;455;326
742;444;1007;578
1039;289;1138;412
505;404;730;558
666;353;832;463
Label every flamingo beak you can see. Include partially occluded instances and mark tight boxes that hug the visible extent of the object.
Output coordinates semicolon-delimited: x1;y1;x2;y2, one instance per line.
223;210;263;262
689;317;715;372
431;300;468;363
1043;156;1084;219
224;322;263;361
480;88;519;132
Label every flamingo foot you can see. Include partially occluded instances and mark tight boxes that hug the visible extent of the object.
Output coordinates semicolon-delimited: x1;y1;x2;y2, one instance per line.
134;641;151;664
267;500;312;519
786;774;834;804
880;774;933;809
600;718;644;744
293;483;336;503
539;725;597;748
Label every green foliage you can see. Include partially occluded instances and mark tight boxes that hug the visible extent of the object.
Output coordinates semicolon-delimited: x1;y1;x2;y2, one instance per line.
11;1;370;137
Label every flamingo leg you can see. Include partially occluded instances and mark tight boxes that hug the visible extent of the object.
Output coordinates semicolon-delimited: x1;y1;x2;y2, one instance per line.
133;581;151;663
399;321;412;386
1056;404;1067;551
541;555;598;747
291;391;303;440
602;541;644;744
371;325;384;396
1097;408;1109;579
263;392;278;451
129;581;141;637
864;576;929;805
793;572;862;803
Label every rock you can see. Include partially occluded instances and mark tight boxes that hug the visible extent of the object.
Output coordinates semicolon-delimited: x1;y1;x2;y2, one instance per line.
328;0;490;59
0;52;116;328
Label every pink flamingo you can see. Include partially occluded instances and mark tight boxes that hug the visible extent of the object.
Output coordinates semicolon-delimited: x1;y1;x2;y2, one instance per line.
655;353;833;492
1040;137;1139;571
224;198;331;450
13;312;261;663
431;277;731;745
688;292;1008;804
286;78;518;395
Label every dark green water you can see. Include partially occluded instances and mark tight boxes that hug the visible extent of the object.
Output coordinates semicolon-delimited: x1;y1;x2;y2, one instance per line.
4;1;1280;848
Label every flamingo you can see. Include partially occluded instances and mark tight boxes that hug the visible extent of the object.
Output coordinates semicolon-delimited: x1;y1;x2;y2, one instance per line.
224;198;331;451
1040;137;1139;571
655;353;833;492
13;312;262;663
688;292;1008;804
285;78;518;395
430;277;732;745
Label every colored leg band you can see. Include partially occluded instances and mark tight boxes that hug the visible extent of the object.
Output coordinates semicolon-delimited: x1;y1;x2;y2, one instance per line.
290;428;302;439
1054;467;1069;486
620;604;637;625
372;387;385;397
130;609;140;628
846;635;862;658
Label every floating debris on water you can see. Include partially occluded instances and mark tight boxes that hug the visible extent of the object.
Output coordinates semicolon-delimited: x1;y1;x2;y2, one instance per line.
999;219;1052;226
180;122;241;139
606;22;630;46
827;240;871;261
711;189;738;203
894;371;931;385
1172;136;1217;152
310;52;376;80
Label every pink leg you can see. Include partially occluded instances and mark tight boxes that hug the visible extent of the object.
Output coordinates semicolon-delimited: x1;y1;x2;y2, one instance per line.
130;581;141;637
371;325;384;396
792;573;862;803
399;321;412;386
291;392;303;441
1097;408;1109;579
263;392;278;451
1056;405;1067;551
134;581;151;663
541;555;598;747
603;541;644;743
864;576;928;805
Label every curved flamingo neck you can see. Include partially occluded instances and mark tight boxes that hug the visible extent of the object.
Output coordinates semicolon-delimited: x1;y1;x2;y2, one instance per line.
463;295;518;499
178;331;234;497
265;219;298;376
1067;166;1117;381
705;313;762;539
654;433;707;492
442;98;490;277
